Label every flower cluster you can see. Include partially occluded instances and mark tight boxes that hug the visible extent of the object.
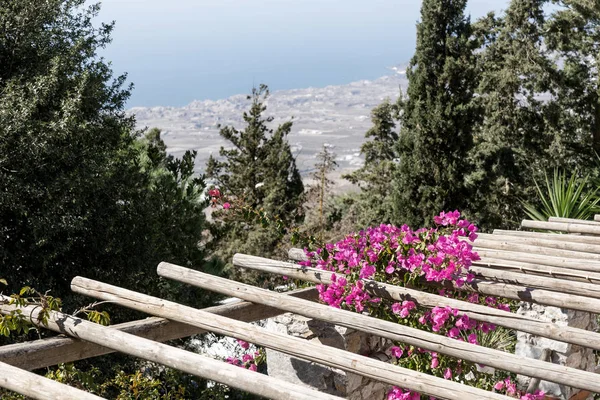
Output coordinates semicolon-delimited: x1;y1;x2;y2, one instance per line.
225;339;263;372
387;387;420;400
208;187;231;209
493;378;545;400
303;211;538;399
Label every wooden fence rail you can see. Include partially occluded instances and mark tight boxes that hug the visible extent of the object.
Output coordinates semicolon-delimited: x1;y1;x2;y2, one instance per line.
288;248;600;313
493;229;600;245
234;253;600;351
0;296;339;400
521;220;600;235
473;249;600;274
466;265;600;299
0;288;317;371
70;276;514;400
548;217;600;226
474;239;600;261
0;361;104;400
153;262;600;394
477;233;600;254
473;258;600;284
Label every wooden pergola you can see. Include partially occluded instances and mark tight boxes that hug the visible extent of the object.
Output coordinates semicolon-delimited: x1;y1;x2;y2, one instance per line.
2;216;600;400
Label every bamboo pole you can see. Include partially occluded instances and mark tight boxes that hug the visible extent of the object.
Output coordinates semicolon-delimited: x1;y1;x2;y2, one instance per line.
155;262;600;394
0;361;104;400
493;230;600;245
0;296;341;400
70;277;516;400
0;288;317;371
548;217;600;226
475;249;600;273
473;258;600;285
468;265;600;299
233;254;600;351
473;239;600;261
477;233;600;255
521;220;600;235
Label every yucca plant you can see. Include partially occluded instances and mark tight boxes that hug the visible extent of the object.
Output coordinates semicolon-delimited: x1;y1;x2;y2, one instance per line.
522;169;600;221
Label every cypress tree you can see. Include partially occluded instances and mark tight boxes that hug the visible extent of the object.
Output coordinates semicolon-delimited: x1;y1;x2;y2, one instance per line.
466;0;551;228
465;0;599;228
544;0;600;162
391;0;479;227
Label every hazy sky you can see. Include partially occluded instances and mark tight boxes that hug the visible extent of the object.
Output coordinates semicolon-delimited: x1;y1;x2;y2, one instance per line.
97;0;510;107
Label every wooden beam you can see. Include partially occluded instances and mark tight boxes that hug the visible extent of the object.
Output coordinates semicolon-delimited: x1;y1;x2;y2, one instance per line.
493;230;600;245
473;258;600;284
521;220;600;235
595;215;600;223
155;263;600;394
234;254;600;351
477;233;600;255
0;296;340;400
0;289;317;371
468;266;600;299
71;276;513;400
474;239;600;261
475;249;600;274
289;248;600;313
0;361;104;400
548;217;600;226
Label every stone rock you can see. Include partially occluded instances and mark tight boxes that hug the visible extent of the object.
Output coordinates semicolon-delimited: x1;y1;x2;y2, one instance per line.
515;303;598;400
265;313;390;399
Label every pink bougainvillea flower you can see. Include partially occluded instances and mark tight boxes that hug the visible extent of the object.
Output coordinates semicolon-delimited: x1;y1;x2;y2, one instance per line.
493;381;505;391
390;346;404;358
223;202;231;209
443;368;452;380
237;339;249;349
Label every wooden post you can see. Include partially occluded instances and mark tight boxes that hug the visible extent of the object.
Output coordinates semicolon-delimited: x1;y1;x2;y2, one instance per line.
595;215;600;223
233;254;600;351
70;277;515;400
0;296;342;400
152;263;600;394
0;288;317;371
0;361;104;400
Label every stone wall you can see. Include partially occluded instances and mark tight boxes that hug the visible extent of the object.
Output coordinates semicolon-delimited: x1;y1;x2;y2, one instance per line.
264;313;390;399
515;303;598;400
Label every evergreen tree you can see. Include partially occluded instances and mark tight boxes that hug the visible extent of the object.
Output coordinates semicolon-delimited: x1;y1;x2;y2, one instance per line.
466;0;600;228
344;100;399;226
305;144;338;241
544;0;600;161
466;0;553;228
391;0;479;227
206;85;304;272
0;0;218;314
